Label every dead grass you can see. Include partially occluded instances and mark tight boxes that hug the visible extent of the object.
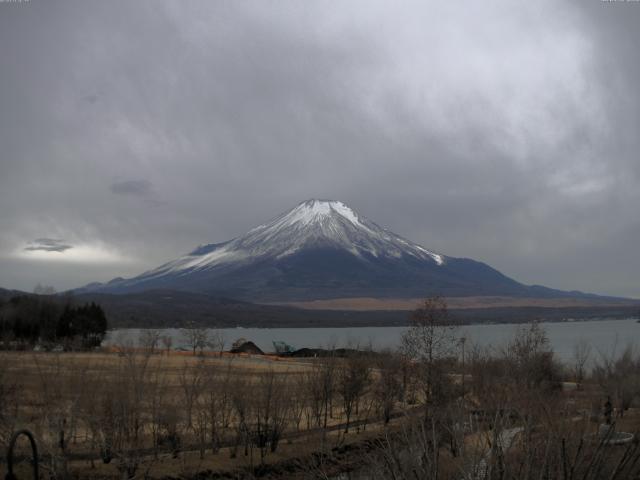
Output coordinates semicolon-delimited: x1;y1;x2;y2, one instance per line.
0;350;403;479
268;296;637;311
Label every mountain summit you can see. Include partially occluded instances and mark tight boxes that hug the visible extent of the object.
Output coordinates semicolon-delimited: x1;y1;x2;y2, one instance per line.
174;199;445;270
84;199;591;301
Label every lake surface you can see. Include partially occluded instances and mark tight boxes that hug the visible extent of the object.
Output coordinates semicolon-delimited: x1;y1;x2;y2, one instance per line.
106;318;640;364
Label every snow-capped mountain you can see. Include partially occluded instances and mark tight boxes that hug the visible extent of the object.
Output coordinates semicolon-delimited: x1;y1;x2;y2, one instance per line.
147;199;444;274
84;199;584;301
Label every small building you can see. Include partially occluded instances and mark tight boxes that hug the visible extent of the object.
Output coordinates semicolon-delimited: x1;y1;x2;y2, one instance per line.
230;341;264;355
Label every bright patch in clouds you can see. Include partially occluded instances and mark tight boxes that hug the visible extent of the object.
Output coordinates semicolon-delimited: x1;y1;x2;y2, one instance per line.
16;241;128;264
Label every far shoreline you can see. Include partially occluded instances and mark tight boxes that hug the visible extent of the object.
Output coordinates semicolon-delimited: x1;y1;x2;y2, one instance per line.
107;311;640;330
103;302;640;329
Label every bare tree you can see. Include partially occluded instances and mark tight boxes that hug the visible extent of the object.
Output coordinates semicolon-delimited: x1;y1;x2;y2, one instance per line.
373;351;403;424
288;374;309;432
204;359;235;453
77;362;109;469
249;368;291;461
32;353;77;478
337;351;371;433
178;359;205;431
402;297;457;363
593;344;640;418
401;297;458;413
92;350;154;477
305;366;323;430
208;330;225;356
139;329;161;354
194;384;209;460
145;360;168;460
0;354;20;445
363;393;640;480
157;405;182;459
306;355;337;433
181;325;210;356
230;375;251;460
573;338;592;386
161;335;173;355
505;322;560;392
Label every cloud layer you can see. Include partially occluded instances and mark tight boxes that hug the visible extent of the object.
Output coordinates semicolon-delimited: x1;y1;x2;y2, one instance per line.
110;180;153;197
24;238;73;253
0;1;639;297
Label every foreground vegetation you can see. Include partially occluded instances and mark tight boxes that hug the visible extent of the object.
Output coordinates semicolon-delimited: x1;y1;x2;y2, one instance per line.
2;298;640;479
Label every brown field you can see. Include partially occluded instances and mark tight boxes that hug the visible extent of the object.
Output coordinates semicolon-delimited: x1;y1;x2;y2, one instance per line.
268;295;638;311
0;349;408;479
4;323;640;480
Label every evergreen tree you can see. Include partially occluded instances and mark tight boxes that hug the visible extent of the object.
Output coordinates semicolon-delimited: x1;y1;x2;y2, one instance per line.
0;296;108;349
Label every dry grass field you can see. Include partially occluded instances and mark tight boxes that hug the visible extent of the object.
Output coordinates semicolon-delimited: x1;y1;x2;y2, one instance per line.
4;320;640;479
270;295;639;311
0;349;407;479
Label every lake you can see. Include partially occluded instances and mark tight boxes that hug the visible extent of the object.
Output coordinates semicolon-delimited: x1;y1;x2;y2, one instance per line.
106;317;640;364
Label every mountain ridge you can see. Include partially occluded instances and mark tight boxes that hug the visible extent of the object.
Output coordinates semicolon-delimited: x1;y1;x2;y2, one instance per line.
79;199;612;302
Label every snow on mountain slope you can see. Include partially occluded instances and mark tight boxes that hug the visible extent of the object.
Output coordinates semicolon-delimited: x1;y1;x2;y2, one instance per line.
140;199;444;280
85;199;595;302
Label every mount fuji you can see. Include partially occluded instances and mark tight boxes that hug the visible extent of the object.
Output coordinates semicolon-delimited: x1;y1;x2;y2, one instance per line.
83;199;596;302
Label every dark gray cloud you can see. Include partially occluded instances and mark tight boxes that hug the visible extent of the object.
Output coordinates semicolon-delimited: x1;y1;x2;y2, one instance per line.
110;180;153;197
25;238;73;253
82;94;99;105
0;0;639;298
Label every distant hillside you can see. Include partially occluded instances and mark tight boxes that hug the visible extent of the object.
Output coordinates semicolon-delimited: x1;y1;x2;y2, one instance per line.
74;289;406;328
75;289;640;328
0;287;23;301
1;287;637;328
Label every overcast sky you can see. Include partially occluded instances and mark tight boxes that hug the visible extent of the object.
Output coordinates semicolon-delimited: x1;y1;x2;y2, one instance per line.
1;0;639;298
